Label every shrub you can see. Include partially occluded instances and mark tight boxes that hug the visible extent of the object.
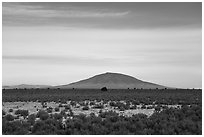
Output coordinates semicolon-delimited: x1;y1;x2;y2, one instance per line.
9;109;13;112
90;101;95;106
70;101;76;106
15;109;29;118
53;113;63;120
69;109;74;116
154;105;161;112
28;114;36;125
36;110;49;121
82;106;89;110
60;110;67;116
2;110;6;116
119;107;125;111
64;105;71;110
47;107;53;113
99;109;103;114
146;106;153;109
55;107;60;112
42;105;47;108
109;101;115;107
5;114;15;121
59;103;63;107
90;112;95;117
3;120;30;135
141;105;146;109
99;111;118;118
32;121;45;134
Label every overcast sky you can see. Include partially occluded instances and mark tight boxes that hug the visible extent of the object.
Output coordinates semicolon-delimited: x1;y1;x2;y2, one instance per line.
2;2;202;88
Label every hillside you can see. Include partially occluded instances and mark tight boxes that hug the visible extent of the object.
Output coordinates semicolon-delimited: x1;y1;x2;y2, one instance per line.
57;72;166;89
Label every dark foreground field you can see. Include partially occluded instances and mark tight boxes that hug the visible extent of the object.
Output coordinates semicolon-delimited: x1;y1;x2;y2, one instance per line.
2;88;202;103
2;89;202;135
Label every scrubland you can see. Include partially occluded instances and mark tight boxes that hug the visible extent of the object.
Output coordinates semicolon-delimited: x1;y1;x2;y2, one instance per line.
2;89;202;135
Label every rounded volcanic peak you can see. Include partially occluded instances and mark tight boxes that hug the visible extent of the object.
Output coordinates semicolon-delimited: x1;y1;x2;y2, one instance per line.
58;72;167;89
78;72;143;84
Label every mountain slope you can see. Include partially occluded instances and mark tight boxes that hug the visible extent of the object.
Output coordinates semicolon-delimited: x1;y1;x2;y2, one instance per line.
57;72;166;89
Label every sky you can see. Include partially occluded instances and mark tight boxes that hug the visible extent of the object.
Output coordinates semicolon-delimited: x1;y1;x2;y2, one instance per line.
2;2;202;88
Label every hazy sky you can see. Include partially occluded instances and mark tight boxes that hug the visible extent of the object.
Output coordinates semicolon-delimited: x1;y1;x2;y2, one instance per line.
2;2;202;88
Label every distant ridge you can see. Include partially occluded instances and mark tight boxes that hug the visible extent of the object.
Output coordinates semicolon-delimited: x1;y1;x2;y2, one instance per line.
2;84;51;89
56;72;167;89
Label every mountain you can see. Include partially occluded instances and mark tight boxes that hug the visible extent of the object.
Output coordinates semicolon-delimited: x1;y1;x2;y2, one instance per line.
2;84;51;89
57;72;166;89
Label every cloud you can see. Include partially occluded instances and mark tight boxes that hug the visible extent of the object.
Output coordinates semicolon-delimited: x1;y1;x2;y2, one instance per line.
2;2;201;29
3;3;129;18
3;55;124;67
